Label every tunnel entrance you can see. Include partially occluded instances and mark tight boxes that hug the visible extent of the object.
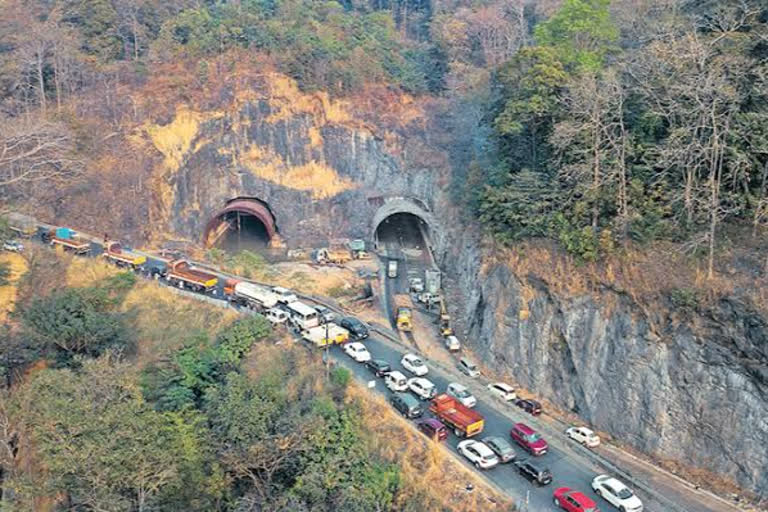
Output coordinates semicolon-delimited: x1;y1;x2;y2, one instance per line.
375;212;429;253
204;198;278;252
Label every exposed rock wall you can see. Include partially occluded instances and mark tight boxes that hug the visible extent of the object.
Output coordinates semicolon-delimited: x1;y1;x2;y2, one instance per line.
439;226;768;494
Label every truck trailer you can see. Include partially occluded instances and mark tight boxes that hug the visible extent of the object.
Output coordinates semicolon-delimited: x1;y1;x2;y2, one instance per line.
47;228;90;255
166;260;218;293
429;394;484;438
232;281;279;310
301;323;349;347
102;241;146;269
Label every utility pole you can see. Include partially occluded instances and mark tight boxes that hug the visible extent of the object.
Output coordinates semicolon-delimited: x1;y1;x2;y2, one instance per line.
324;319;330;381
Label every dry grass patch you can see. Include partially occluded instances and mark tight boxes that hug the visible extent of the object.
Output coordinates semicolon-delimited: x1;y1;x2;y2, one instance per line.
347;385;514;512
64;257;120;288
121;281;237;367
0;253;28;321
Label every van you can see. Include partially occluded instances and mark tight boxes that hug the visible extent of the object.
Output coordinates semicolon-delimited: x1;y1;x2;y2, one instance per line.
390;392;423;419
286;301;320;330
385;370;408;392
387;260;398;278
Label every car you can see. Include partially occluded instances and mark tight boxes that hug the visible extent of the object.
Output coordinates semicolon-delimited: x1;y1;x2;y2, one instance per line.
390;392;423;419
482;436;516;463
457;440;499;469
446;382;476;408
401;353;428;376
387;260;398;278
407;377;437;400
510;423;548;456
339;317;369;340
566;426;601;448
553;487;600;512
444;335;461;352
271;286;298;304
514;459;553;485
2;240;23;252
314;306;335;324
409;277;424;293
265;308;289;325
592;475;643;512
366;359;391;377
417;418;448;441
457;357;480;377
343;342;371;362
385;370;408;392
514;398;542;416
487;382;517;402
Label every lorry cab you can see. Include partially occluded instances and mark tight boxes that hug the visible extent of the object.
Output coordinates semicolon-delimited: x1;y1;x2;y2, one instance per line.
385;371;408;392
387;260;398;278
266;308;288;325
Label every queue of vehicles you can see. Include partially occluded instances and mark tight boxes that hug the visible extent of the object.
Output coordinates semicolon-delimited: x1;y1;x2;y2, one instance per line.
8;216;644;512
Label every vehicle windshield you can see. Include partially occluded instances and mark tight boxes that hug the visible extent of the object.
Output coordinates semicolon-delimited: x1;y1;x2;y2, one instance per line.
526;433;541;443
455;389;470;398
617;488;633;499
411;358;423;366
466;362;477;370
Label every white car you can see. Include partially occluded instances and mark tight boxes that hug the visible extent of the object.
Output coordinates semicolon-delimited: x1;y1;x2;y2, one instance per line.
385;370;408;392
2;240;23;252
458;357;480;378
444;335;461;352
401;353;428;376
271;286;298;304
457;440;499;469
265;308;288;325
566;426;601;448
487;382;517;402
343;342;371;363
592;475;644;512
446;382;476;408
407;377;437;400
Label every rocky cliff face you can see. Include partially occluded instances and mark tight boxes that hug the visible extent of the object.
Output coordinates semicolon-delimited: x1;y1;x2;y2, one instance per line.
440;228;768;494
142;73;443;247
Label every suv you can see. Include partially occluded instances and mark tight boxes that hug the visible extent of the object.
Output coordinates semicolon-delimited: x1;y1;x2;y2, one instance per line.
366;359;391;377
446;382;476;408
482;436;516;463
385;371;408;392
339;317;369;340
510;423;548;456
458;357;480;378
271;286;298;304
390;392;423;419
314;306;335;324
417;418;448;442
515;459;553;485
515;398;542;416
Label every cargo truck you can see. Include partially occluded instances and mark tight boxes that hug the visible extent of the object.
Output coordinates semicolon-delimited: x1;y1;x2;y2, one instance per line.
393;294;413;331
231;281;279;310
429;393;484;438
166;259;218;293
302;323;349;347
48;227;90;254
102;241;146;269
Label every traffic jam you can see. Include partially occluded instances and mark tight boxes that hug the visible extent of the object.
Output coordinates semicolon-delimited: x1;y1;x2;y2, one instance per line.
3;214;648;512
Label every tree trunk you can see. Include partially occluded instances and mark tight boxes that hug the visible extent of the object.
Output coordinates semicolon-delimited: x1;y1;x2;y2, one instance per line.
35;48;46;113
592;125;600;230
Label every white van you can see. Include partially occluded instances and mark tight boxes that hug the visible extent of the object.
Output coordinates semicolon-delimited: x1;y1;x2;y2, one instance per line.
385;370;408;392
272;286;298;304
287;301;320;330
387;260;398;278
265;308;288;325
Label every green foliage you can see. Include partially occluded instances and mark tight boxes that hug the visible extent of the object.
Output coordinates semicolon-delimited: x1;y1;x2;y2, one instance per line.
0;261;10;287
329;366;351;390
19;282;135;365
534;0;618;72
550;213;600;262
214;315;271;367
0;217;11;242
669;288;700;312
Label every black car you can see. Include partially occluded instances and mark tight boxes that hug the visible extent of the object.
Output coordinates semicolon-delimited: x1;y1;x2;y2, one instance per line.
340;317;369;340
366;359;391;377
515;398;542;416
514;459;552;485
390;392;423;419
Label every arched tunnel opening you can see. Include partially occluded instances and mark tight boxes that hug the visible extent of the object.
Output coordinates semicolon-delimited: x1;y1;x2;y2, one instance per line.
375;212;430;257
204;198;278;253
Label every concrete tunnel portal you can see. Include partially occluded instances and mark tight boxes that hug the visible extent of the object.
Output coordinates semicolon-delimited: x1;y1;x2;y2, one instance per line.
204;198;278;252
372;198;436;259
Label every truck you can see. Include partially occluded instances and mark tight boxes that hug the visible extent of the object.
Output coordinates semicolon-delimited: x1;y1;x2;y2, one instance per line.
311;247;352;265
348;239;370;259
166;259;218;293
425;269;441;295
102;241;146;269
393;294;413;332
232;281;279;310
439;300;453;336
47;227;90;254
5;212;37;237
302;323;349;347
429;393;484;438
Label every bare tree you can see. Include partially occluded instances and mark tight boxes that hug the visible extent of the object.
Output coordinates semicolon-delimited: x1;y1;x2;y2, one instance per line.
0;117;83;189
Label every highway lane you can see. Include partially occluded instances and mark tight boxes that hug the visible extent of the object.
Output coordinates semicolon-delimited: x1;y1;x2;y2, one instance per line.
329;335;677;512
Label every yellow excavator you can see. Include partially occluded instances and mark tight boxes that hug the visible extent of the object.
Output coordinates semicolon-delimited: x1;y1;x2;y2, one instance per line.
439;300;453;336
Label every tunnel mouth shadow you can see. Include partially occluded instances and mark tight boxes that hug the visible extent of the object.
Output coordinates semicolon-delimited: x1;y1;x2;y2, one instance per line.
374;212;430;254
204;198;278;252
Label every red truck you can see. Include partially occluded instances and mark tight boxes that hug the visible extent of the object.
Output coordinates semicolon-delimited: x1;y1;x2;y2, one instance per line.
166;259;219;293
429;393;484;438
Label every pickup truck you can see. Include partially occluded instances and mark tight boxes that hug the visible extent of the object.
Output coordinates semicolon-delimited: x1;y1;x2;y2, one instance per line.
102;241;146;269
302;323;349;347
429;393;484;438
166;260;218;293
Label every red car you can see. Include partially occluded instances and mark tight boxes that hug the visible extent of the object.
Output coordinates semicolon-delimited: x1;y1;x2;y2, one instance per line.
553;487;600;512
417;418;448;442
510;422;548;456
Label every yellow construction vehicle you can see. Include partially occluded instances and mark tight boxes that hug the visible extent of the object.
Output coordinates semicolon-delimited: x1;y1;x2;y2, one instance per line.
439;300;453;336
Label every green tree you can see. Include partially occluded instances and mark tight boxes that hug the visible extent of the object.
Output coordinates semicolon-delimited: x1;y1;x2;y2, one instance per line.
214;314;271;367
